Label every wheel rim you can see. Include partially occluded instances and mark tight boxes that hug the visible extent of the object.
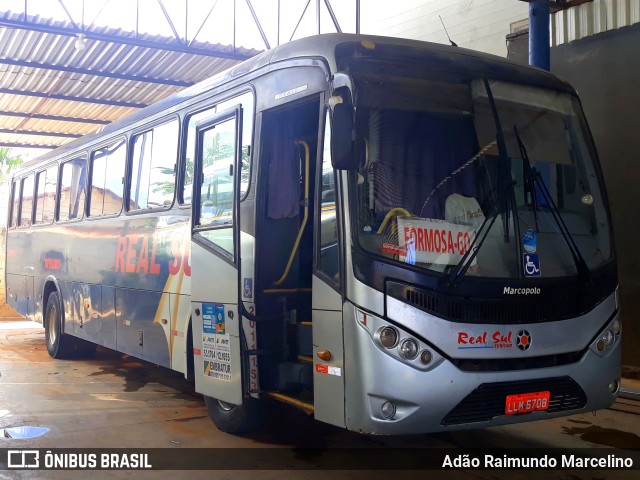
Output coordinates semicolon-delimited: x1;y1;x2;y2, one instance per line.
218;400;234;412
47;304;58;346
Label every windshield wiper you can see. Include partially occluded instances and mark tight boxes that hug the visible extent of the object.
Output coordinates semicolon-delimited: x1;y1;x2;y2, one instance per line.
512;127;592;283
514;125;540;232
444;180;516;287
482;79;513;244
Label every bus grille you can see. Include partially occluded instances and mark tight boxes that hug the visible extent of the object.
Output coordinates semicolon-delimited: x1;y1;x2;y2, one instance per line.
441;376;587;426
452;350;584;372
388;282;610;324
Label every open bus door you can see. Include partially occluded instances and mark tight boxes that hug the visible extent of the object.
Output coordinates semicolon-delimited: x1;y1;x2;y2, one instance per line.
190;105;261;433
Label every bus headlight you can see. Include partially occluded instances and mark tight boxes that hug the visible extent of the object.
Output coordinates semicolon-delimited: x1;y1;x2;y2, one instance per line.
591;316;620;356
612;318;622;335
357;307;443;371
378;327;398;349
602;329;615;347
399;339;418;360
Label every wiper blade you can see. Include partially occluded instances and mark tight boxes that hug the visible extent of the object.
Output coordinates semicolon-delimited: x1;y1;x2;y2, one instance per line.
514;125;539;232
534;171;592;282
512;127;592;283
482;79;511;242
444;180;516;287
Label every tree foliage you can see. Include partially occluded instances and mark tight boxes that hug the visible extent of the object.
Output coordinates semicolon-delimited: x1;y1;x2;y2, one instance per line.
0;147;23;182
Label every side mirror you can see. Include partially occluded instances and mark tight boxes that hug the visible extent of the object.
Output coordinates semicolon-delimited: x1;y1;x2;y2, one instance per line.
330;98;358;170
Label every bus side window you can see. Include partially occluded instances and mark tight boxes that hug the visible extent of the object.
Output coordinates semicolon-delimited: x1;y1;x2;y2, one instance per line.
183;91;254;205
19;174;34;227
130;119;179;210
9;180;19;228
317;110;340;285
59;158;87;222
90;139;126;216
194;117;237;256
34;165;57;225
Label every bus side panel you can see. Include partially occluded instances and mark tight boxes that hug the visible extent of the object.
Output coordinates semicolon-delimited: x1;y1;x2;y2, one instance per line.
115;287;170;368
25;275;34;321
170;293;191;375
5;273;25;318
59;280;73;334
33;275;46;324
68;282;113;348
312;308;345;428
101;285;117;350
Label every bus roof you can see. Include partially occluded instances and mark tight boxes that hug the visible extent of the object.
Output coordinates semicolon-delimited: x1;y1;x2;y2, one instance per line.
14;33;573;172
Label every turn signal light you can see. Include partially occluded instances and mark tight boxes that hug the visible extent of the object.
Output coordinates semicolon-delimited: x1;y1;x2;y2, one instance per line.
317;350;332;361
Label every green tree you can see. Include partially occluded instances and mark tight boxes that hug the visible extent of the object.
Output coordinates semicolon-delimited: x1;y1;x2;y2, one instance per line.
0;147;23;183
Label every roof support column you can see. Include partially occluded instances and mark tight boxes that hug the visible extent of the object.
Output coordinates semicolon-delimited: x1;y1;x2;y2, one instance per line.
529;1;550;70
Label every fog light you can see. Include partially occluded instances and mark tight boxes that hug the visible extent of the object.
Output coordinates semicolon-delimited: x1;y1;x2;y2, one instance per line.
612;318;622;335
399;339;419;360
420;349;433;365
379;327;398;349
608;380;619;393
596;339;606;352
602;329;615;347
381;401;396;419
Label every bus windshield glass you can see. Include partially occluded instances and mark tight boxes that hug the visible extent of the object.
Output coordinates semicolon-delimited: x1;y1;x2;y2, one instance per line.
352;76;611;279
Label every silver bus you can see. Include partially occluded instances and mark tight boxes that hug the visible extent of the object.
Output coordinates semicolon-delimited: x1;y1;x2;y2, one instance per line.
5;34;620;435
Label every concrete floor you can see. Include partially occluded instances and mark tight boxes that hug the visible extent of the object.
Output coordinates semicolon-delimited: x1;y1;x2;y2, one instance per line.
0;318;639;480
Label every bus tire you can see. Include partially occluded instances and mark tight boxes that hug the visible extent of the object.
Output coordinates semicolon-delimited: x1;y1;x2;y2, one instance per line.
204;396;264;434
45;291;77;359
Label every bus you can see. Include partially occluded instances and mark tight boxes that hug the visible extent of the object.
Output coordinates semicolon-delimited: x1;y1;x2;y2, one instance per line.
4;34;620;435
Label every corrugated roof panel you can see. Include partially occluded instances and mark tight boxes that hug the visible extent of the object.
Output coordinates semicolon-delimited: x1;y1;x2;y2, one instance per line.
17;118;99;135
552;0;640;46
0;9;262;148
0;131;65;148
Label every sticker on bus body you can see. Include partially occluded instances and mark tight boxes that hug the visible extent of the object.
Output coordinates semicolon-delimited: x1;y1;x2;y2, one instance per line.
202;303;225;334
315;364;342;376
523;254;541;277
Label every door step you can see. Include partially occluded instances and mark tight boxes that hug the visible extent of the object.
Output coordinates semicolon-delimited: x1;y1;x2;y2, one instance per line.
264;391;314;414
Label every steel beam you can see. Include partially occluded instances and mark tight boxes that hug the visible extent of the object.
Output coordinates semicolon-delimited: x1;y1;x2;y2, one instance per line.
323;0;342;33
0;58;194;87
0;142;58;149
0;111;110;125
0;128;81;138
245;0;271;50
0;17;256;61
0;88;147;109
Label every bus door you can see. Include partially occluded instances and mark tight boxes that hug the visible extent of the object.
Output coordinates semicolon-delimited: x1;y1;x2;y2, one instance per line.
190;106;246;405
311;108;345;427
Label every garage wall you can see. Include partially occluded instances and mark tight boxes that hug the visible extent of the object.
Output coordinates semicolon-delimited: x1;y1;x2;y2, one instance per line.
363;0;528;56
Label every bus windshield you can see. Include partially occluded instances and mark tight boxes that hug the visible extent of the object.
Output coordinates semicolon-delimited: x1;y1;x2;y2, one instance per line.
352;76;611;279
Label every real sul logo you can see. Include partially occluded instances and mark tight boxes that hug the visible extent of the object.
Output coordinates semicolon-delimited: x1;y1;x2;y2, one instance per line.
516;330;532;351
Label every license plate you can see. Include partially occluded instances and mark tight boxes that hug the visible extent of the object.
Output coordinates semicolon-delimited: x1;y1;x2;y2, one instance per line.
505;391;551;415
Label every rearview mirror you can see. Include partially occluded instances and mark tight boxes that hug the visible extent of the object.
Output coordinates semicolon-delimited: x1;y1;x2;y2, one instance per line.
330;96;358;170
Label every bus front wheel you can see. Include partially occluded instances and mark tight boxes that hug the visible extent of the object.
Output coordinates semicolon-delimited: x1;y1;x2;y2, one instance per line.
45;291;96;359
45;291;75;358
204;395;264;434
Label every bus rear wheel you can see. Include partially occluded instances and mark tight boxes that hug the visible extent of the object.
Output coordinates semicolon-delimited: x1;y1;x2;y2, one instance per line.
204;395;264;434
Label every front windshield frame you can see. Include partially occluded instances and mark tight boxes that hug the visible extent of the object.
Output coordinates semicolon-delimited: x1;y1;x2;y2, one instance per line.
347;74;614;282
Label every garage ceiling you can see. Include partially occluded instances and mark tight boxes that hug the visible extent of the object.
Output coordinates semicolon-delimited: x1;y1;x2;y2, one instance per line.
0;9;262;150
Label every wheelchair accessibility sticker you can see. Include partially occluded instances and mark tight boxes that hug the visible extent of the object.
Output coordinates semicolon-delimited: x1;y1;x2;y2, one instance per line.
523;254;541;277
